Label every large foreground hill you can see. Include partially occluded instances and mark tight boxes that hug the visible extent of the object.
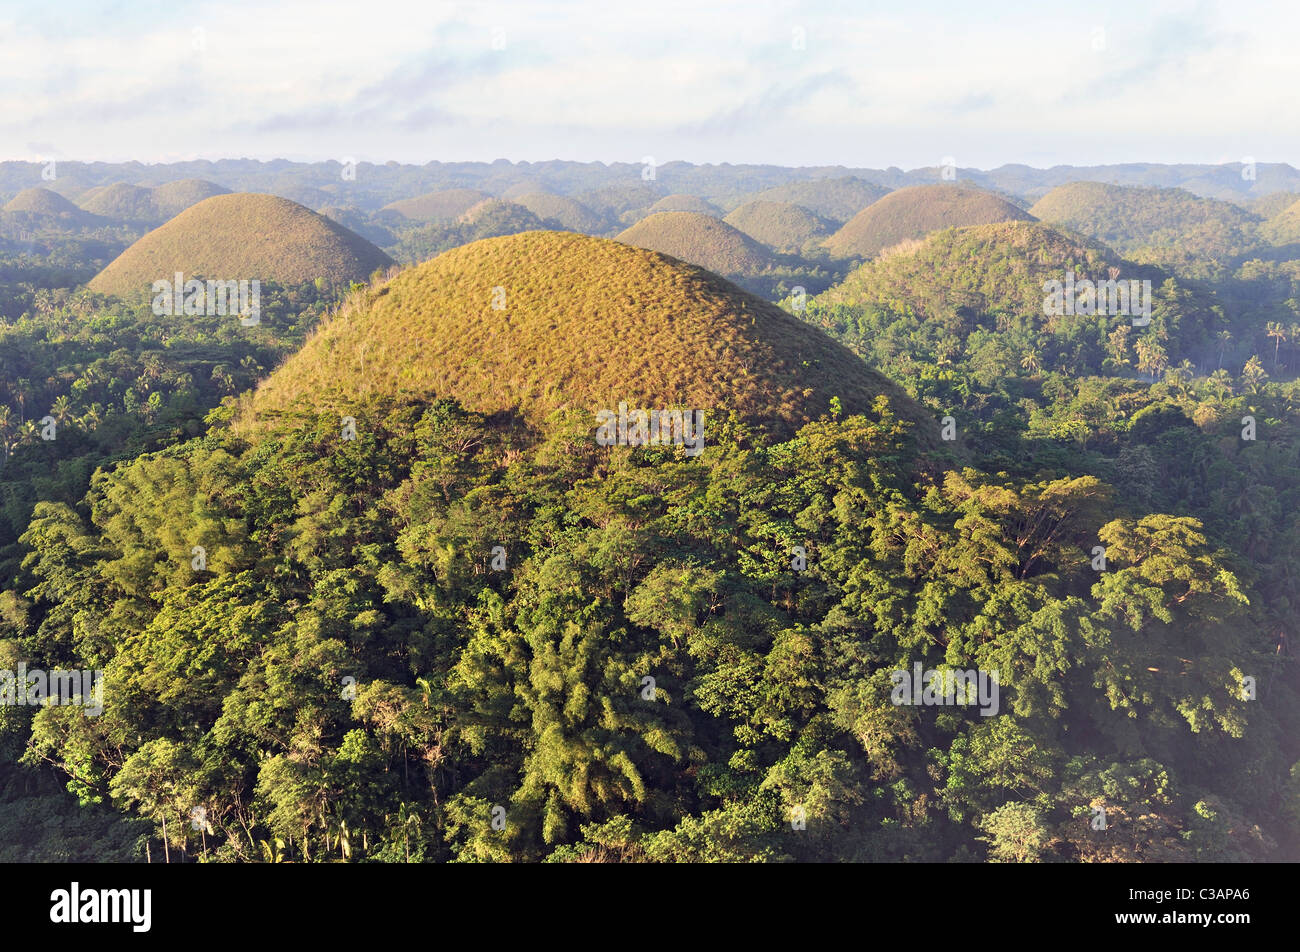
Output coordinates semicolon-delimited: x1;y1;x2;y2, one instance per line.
245;230;933;441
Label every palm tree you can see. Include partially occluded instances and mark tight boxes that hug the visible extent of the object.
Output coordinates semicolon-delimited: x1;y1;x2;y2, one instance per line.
1242;355;1268;394
1266;322;1287;368
1020;349;1042;375
1217;329;1232;369
50;394;73;427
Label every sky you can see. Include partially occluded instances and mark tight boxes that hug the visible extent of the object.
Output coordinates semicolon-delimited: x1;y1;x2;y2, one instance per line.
1;0;1297;169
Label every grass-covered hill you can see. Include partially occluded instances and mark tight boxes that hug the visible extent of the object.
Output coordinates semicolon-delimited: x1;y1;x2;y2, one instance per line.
87;193;394;298
723;200;835;254
615;211;777;276
3;187;104;227
458;198;542;229
149;179;231;218
821;220;1158;317
244;230;932;440
739;177;891;223
645;193;722;217
380;188;493;222
511;192;608;233
809;220;1223;390
574;183;663;223
1029;182;1264;265
824;185;1034;259
77;183;162;223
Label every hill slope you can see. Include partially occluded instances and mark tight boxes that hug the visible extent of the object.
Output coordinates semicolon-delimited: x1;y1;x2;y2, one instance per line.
244;230;933;440
745;177;890;223
820;220;1155;318
3;187;103;226
511;192;608;233
78;183;160;223
645;194;722;216
381;189;493;222
150;179;231;218
825;185;1033;259
88;193;394;297
723;200;835;253
616;211;777;275
1029;181;1262;262
1261;197;1300;245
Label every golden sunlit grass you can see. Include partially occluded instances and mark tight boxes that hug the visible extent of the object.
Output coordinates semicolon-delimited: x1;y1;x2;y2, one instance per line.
242;230;932;440
616;211;777;275
87;193;395;297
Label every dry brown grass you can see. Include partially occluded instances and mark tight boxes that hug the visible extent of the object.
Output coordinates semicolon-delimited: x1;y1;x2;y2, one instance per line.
87;193;394;297
824;185;1033;259
615;212;776;275
241;230;933;441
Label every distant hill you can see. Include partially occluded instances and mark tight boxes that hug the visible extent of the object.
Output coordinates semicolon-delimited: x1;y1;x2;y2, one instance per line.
78;183;160;223
381;188;493;222
511;192;608;233
243;230;934;443
574;184;663;222
3;187;104;227
645;194;722;217
458;198;542;229
150;179;231;218
824;185;1033;259
616;211;777;276
1029;182;1263;264
820;220;1157;320
723;200;835;254
742;177;890;223
88;193;394;298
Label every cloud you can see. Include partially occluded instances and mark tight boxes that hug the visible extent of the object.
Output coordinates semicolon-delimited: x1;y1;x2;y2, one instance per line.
0;0;1297;166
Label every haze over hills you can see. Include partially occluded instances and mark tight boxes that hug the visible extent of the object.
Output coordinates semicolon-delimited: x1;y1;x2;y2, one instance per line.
824;184;1035;259
245;229;932;441
3;186;104;227
13;159;1300;217
736;176;891;222
77;183;161;224
510;192;609;234
1029;182;1264;265
615;211;777;276
149;179;232;218
87;192;394;298
380;188;493;222
644;194;722;217
723;200;836;254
